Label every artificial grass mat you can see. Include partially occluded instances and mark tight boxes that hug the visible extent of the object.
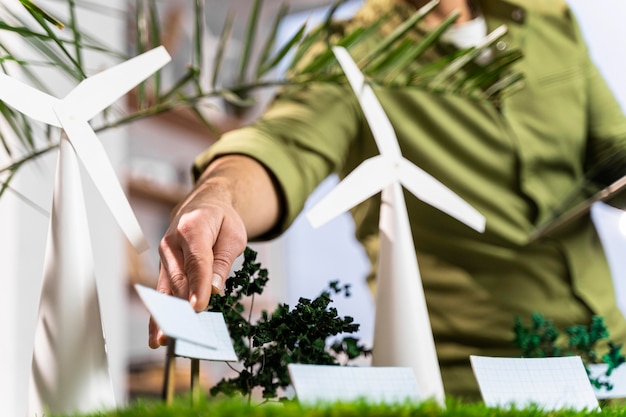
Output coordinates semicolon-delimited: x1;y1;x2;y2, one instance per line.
52;396;626;417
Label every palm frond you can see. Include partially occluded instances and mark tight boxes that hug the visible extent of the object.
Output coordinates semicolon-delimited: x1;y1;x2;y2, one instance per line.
0;0;524;183
256;3;293;79
19;0;64;29
237;0;263;85
147;0;162;95
429;25;507;87
0;167;17;199
381;11;458;83
359;0;439;69
67;0;83;69
23;2;86;78
211;10;235;90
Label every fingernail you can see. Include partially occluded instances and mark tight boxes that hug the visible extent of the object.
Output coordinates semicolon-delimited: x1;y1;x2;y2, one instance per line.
190;294;199;310
150;330;164;349
212;273;223;292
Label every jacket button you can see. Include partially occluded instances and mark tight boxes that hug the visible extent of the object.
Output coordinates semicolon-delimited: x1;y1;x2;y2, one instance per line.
496;41;508;51
512;8;526;22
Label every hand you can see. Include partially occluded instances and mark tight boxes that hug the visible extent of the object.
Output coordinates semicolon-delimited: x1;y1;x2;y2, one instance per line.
147;155;282;348
148;178;247;348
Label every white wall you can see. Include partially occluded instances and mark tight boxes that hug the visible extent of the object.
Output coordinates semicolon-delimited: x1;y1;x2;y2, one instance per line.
0;150;53;417
567;0;626;318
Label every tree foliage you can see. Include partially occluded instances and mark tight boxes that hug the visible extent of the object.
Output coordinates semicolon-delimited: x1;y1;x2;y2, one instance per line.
208;247;371;402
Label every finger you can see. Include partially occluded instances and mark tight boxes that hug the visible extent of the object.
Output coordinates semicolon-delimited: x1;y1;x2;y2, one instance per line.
171;210;216;311
148;316;168;348
148;263;174;348
178;210;246;310
158;231;189;300
209;215;247;293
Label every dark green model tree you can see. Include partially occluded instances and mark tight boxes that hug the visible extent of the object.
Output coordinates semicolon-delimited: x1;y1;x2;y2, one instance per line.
513;312;626;391
208;247;371;402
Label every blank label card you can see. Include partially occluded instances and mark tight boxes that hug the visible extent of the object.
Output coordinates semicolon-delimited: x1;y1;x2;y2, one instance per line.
470;355;599;411
288;364;421;404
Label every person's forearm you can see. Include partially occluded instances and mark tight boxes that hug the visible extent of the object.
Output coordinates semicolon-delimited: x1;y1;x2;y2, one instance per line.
190;154;282;239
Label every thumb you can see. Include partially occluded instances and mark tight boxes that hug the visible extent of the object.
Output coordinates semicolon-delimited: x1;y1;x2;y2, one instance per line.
209;234;247;294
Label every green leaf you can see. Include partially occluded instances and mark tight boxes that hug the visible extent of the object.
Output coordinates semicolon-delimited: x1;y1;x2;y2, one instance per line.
19;0;64;29
212;10;235;89
22;1;86;79
381;11;459;83
430;24;507;89
257;17;306;79
147;0;162;95
298;26;367;75
256;2;290;78
359;0;441;69
237;0;263;85
67;0;83;69
0;167;16;199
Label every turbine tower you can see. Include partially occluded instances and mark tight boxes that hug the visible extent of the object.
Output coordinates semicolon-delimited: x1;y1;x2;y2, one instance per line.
307;47;486;405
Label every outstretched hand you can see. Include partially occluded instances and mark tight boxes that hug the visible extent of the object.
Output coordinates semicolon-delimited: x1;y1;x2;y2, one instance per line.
148;186;247;348
148;155;282;348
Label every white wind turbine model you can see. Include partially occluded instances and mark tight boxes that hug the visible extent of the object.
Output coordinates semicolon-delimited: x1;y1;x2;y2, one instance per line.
0;46;170;415
307;47;486;405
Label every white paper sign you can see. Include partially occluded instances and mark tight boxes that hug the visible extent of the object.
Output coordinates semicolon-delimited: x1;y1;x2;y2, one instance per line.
588;363;626;399
288;364;421;404
470;356;600;411
175;312;238;362
134;284;215;349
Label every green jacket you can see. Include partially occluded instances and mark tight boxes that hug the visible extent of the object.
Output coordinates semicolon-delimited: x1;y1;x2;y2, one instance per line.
195;0;626;397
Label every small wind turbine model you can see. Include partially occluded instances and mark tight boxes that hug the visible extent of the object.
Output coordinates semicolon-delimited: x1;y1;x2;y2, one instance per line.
0;47;170;415
307;47;486;405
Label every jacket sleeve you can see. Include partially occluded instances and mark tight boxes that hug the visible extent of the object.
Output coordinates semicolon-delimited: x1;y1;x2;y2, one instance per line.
193;81;363;235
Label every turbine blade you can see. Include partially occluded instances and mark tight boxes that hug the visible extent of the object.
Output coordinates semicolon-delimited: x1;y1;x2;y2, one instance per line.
62;46;171;121
306;155;396;228
0;73;61;126
54;111;148;252
332;46;402;158
398;158;486;232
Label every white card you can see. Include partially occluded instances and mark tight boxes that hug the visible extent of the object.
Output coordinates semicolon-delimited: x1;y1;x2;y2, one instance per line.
134;284;214;349
470;355;600;411
588;363;626;399
288;364;421;404
175;312;238;362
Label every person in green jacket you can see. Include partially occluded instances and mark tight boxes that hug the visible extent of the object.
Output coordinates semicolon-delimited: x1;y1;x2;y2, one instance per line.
150;0;626;398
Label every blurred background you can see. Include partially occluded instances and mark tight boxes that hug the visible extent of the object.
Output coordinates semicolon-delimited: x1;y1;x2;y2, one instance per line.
0;0;625;413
